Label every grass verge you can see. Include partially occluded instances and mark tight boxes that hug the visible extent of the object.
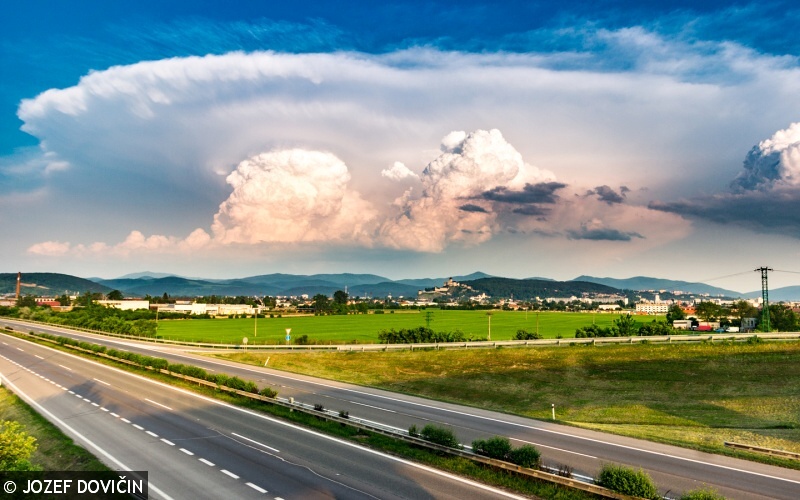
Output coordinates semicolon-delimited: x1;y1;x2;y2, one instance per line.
209;340;800;470
0;386;110;471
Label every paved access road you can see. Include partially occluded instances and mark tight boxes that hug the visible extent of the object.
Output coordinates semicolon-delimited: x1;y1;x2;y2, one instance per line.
0;332;524;500
3;318;800;499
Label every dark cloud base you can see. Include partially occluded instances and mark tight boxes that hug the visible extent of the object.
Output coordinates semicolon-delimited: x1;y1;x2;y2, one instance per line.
650;191;800;237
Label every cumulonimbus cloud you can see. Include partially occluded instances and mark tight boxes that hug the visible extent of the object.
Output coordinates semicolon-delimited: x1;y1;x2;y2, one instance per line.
210;149;378;245
26;128;690;257
651;122;800;236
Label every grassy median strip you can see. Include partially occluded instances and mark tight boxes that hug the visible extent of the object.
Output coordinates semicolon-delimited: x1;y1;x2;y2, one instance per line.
0;387;110;472
4;329;598;499
211;340;800;470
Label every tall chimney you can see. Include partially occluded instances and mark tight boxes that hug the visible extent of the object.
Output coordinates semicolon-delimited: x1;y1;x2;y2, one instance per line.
16;272;21;301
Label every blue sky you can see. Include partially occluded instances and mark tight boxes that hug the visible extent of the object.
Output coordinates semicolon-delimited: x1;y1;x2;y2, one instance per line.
2;1;800;292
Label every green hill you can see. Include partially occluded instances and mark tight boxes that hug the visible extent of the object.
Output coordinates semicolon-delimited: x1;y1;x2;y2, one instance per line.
0;273;112;296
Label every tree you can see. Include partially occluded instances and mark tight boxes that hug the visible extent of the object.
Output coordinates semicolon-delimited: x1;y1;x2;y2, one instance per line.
16;294;37;308
768;304;798;332
612;314;637;336
333;290;348;305
313;294;330;314
0;420;38;471
732;300;758;323
107;289;124;300
57;294;71;306
695;301;721;322
666;304;685;323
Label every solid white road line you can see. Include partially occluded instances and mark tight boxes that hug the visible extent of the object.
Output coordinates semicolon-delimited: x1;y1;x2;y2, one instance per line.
145;398;173;411
231;432;280;453
93;378;111;386
0;373;176;500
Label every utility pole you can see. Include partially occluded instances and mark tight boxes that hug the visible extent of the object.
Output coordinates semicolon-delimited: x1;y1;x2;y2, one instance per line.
755;267;773;331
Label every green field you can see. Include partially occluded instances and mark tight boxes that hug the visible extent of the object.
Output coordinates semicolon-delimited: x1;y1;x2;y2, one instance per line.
214;341;800;465
156;310;640;344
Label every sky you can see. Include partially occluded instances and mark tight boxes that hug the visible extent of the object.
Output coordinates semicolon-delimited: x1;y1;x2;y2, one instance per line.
2;1;800;293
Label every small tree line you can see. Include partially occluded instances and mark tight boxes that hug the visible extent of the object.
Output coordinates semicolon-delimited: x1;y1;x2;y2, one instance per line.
575;314;674;338
378;327;484;344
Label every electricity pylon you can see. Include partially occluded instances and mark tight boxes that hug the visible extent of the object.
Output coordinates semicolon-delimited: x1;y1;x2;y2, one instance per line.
755;267;773;331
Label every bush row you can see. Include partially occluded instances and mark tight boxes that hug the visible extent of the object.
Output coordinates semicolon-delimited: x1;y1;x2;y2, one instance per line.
471;436;542;469
38;333;277;398
378;327;484;344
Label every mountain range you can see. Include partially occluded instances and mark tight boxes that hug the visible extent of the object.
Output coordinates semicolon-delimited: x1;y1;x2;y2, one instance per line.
3;271;799;301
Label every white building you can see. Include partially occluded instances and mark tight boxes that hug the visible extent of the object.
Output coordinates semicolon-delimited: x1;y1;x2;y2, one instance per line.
635;302;669;314
97;300;150;311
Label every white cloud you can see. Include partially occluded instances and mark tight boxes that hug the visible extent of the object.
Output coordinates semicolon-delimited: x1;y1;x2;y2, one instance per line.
381;162;419;181
211;149;378;245
7;30;800;274
27;241;71;256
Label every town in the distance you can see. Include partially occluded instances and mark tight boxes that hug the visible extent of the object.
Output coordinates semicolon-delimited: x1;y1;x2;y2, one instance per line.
2;269;798;334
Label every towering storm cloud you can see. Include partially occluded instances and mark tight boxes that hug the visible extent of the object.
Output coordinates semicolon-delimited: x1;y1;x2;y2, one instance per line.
379;129;557;251
652;122;800;236
211;149;377;245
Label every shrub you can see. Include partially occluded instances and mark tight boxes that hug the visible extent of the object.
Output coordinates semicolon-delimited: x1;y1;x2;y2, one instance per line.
408;424;419;437
225;376;248;391
680;488;726;500
471;436;512;460
314;403;325;412
183;365;208;380
259;387;277;398
168;363;188;374
596;464;659;499
0;420;38;471
420;424;461;449
339;410;350;419
509;444;541;469
514;329;543;340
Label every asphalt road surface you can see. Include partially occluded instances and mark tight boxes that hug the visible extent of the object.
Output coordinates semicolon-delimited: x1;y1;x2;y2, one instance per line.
0;332;525;500
2;318;800;499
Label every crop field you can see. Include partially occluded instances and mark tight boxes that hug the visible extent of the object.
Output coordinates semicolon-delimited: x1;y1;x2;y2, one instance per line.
215;340;800;464
155;310;642;344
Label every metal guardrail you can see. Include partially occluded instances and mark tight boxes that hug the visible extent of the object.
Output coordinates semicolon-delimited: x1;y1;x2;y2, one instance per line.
725;442;800;460
4;318;799;352
15;329;644;499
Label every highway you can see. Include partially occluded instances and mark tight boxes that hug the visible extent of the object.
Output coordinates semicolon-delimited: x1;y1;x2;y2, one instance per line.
0;331;524;500
3;318;800;499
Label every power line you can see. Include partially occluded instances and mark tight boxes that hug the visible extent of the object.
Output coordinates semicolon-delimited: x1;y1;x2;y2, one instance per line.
773;269;800;275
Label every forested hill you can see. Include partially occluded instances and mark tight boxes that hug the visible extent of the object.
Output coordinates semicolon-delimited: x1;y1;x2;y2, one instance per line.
463;277;621;298
0;273;111;296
